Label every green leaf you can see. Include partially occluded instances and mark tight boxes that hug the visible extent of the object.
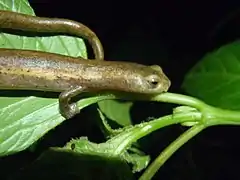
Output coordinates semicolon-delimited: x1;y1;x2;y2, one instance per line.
10;148;134;180
96;108;149;170
0;93;115;156
0;0;88;156
98;100;133;127
182;41;240;110
64;136;150;173
0;1;87;57
124;152;150;173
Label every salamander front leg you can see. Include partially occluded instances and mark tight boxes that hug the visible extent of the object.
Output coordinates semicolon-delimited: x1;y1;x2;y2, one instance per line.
59;86;86;119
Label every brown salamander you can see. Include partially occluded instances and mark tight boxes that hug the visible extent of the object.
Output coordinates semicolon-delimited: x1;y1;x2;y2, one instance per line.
0;10;170;119
0;49;170;119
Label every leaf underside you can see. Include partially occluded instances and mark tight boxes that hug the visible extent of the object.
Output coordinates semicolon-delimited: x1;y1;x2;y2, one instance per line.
182;41;240;110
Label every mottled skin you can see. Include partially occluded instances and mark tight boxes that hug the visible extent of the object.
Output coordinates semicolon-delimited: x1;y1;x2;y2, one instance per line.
0;10;104;60
0;49;171;119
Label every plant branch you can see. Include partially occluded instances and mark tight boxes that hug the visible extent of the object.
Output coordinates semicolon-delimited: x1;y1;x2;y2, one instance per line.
139;124;205;180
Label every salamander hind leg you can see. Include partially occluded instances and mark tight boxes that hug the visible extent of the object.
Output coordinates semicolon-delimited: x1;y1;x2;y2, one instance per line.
59;86;86;119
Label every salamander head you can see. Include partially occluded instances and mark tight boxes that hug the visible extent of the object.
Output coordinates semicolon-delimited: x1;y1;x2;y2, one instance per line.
129;64;171;94
109;63;171;94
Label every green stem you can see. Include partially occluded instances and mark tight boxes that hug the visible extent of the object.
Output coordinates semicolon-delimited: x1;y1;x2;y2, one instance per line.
80;92;240;178
139;124;205;180
92;92;208;110
150;92;207;111
111;111;202;155
202;106;240;126
91;92;240;126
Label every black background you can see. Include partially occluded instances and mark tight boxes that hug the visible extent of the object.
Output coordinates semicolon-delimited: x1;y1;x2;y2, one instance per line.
1;0;240;179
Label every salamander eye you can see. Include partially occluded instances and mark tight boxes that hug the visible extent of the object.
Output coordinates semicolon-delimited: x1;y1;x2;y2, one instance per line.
146;74;161;89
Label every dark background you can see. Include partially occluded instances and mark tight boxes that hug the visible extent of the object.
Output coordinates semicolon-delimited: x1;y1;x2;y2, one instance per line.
2;0;240;179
